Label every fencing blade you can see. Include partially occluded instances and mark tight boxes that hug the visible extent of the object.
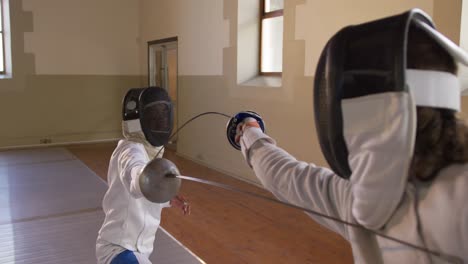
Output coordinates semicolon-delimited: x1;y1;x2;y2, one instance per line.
175;175;462;264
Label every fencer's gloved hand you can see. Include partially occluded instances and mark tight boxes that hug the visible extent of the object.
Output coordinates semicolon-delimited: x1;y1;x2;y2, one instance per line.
226;111;266;150
235;117;260;143
170;195;191;215
227;111;272;167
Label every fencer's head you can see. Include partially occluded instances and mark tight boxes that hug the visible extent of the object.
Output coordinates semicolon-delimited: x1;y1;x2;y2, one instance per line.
313;9;468;228
122;87;174;147
313;8;468;180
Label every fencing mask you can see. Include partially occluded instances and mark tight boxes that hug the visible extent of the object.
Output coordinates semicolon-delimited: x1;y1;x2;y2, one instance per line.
314;9;468;229
122;87;174;150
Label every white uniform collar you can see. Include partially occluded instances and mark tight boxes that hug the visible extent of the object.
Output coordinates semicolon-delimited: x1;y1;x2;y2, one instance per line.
122;120;163;159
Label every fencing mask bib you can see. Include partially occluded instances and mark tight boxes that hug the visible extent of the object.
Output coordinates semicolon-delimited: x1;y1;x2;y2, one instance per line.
122;87;174;149
314;9;468;229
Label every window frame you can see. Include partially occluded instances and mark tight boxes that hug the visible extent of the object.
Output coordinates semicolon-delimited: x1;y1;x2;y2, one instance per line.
259;0;283;76
0;0;5;74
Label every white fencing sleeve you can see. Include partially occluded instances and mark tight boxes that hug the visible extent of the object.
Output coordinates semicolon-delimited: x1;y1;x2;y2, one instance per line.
117;142;148;199
241;127;353;238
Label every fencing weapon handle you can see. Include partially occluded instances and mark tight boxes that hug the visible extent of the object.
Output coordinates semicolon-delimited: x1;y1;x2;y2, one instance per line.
226;111;266;150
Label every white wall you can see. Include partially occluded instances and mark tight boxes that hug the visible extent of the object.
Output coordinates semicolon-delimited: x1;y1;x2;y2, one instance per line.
296;0;434;76
138;0;230;76
461;0;468;49
459;0;468;93
22;0;140;75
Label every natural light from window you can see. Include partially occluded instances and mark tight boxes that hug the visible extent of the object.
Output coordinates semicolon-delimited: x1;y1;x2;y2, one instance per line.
0;1;4;73
265;0;284;13
261;0;283;75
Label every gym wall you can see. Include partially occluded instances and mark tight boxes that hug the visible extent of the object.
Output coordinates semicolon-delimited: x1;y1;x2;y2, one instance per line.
0;0;142;148
0;0;463;185
138;0;463;184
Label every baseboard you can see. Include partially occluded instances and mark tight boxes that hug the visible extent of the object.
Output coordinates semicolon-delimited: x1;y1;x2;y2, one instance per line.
0;138;120;151
175;151;264;189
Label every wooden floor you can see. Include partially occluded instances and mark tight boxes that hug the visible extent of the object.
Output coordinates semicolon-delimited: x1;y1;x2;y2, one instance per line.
68;142;353;264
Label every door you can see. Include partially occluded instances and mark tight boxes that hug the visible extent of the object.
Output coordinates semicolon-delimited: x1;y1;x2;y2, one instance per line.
148;38;178;150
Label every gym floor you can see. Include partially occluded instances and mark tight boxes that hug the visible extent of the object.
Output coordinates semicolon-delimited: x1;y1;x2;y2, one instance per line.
0;146;203;264
68;142;353;264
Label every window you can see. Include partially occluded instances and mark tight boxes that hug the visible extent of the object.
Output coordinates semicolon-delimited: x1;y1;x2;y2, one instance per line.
0;0;4;73
260;0;283;75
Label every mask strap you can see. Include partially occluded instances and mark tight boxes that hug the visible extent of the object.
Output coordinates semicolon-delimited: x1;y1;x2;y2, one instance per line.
406;69;460;111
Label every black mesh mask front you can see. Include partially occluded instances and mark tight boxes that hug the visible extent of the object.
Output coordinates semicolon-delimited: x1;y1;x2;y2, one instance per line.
123;87;174;147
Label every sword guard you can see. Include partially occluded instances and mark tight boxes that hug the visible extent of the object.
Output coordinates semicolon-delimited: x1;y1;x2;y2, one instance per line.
226;111;266;150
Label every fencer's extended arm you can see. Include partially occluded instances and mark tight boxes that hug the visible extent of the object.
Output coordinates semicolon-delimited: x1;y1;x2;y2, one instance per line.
117;143;148;199
240;127;353;238
117;143;172;207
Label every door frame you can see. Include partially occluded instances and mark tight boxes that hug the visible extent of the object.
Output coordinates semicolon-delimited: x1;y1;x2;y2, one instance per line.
147;36;178;88
147;36;179;150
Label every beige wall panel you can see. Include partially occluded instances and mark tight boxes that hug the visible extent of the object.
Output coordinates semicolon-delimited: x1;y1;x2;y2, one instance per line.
22;0;140;75
296;0;434;76
0;75;140;148
138;0;229;76
433;0;462;44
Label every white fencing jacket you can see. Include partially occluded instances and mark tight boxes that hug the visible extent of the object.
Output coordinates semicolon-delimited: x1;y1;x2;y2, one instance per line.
97;140;169;264
240;127;468;264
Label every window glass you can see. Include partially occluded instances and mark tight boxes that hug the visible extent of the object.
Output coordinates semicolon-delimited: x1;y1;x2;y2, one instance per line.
265;0;284;13
0;1;4;72
0;2;3;32
261;16;283;72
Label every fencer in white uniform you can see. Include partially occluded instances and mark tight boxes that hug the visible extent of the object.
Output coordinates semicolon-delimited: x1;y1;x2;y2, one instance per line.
236;10;467;264
96;87;189;264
